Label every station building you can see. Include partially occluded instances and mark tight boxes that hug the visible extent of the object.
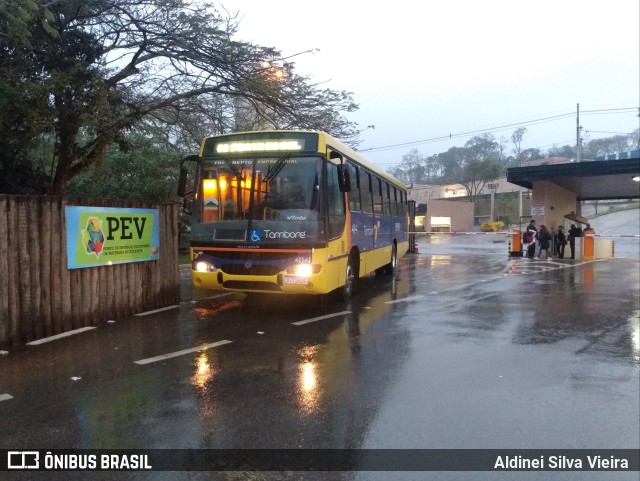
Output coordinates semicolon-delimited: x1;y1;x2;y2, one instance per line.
408;154;640;234
506;156;640;231
408;176;530;232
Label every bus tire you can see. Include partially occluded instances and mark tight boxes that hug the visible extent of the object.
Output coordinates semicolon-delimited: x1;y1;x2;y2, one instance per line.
384;244;397;274
341;255;357;300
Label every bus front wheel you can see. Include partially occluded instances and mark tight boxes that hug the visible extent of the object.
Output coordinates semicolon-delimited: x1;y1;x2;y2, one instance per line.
341;255;357;300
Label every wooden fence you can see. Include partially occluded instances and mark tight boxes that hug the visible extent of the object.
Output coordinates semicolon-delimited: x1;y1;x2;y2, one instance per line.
0;195;180;345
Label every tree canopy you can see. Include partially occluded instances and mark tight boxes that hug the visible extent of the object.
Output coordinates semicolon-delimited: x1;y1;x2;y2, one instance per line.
0;0;361;195
389;128;639;188
390;133;505;192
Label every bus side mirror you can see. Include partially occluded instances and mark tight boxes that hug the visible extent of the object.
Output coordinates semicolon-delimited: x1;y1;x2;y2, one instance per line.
178;154;199;214
329;151;350;192
178;168;188;197
337;165;351;193
178;154;198;197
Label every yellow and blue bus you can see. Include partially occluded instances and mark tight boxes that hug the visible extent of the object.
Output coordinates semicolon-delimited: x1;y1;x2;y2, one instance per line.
178;130;409;299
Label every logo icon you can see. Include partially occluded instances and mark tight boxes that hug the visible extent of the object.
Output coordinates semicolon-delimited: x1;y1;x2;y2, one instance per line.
81;216;105;258
249;230;262;242
8;451;39;469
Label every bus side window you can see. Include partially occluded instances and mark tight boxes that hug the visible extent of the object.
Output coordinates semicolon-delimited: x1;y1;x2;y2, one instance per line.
348;163;361;212
392;187;398;217
384;181;391;216
372;177;384;214
360;170;373;214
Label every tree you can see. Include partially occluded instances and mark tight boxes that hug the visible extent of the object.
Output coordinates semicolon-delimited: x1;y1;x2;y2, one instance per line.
464;133;500;163
519;148;544;164
455;134;502;199
386;129;636;187
0;0;360;195
437;146;467;182
546;144;575;158
511;127;527;165
390;149;428;184
0;1;59;193
582;135;633;159
458;158;501;202
497;135;509;168
424;154;444;181
65;127;182;202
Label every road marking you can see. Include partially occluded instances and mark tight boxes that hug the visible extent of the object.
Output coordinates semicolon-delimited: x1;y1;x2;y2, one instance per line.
201;293;233;300
444;293;498;310
292;311;351;326
385;295;425;304
134;340;232;365
26;326;97;346
504;258;609;276
0;393;13;402
135;305;181;316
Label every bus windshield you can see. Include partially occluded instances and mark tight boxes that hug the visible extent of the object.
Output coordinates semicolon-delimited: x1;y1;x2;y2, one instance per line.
193;155;323;243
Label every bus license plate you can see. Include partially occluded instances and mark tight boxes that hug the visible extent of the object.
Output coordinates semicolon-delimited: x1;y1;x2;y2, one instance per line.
284;276;308;285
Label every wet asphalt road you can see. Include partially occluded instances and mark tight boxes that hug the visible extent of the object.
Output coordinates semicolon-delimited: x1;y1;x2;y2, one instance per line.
0;236;638;481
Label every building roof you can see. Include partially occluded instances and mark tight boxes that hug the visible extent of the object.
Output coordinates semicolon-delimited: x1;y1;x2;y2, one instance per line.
507;158;640;201
524;156;573;166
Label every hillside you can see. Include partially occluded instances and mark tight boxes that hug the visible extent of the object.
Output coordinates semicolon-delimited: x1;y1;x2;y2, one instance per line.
582;204;639;236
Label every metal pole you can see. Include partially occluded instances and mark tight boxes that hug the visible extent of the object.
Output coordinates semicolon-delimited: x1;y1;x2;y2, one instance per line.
576;103;581;162
518;190;523;219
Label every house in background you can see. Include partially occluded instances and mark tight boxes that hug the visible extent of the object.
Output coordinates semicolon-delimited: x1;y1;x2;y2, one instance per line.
408;176;532;232
413;199;475;233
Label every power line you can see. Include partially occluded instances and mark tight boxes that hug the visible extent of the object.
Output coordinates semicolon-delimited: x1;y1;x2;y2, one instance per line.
359;106;638;153
586;130;636;135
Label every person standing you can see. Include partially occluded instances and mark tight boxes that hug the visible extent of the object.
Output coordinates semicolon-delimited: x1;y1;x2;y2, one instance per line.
568;224;581;259
535;224;553;260
583;223;594;236
555;226;567;259
524;219;538;259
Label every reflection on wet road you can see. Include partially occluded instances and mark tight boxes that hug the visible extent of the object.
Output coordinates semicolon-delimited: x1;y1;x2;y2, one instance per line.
0;238;638;480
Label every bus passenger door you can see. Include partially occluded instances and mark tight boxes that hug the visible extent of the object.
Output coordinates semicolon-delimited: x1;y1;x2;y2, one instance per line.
327;163;346;240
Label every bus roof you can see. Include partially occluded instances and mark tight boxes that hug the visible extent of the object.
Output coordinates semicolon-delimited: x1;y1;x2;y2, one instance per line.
319;131;407;190
200;130;407;191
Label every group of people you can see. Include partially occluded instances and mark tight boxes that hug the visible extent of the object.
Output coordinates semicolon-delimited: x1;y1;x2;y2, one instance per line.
523;220;584;260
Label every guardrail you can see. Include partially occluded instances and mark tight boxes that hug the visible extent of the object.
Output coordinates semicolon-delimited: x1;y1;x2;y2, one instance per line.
409;231;640;238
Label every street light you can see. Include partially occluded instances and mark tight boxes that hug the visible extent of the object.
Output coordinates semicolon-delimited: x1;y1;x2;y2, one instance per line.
234;60;285;131
260;60;285;81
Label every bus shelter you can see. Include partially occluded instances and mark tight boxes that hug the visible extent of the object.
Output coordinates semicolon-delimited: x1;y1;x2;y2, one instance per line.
506;158;640;259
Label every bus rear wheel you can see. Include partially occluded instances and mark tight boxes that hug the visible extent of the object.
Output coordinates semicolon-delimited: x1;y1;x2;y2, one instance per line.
384;244;397;274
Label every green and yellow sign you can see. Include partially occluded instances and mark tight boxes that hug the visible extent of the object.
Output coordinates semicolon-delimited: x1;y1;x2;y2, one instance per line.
65;207;160;269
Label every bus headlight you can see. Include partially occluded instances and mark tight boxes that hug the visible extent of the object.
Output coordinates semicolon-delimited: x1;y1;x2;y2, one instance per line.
194;260;217;272
285;264;320;277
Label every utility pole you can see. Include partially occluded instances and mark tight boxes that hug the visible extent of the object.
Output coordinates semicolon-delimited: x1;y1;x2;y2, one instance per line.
576;103;581;162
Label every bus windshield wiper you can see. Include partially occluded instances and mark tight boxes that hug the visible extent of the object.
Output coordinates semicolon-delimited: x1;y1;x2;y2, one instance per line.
219;156;247;182
262;153;291;184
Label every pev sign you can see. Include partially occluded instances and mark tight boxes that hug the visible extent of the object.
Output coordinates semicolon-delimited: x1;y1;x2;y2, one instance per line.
65;206;160;269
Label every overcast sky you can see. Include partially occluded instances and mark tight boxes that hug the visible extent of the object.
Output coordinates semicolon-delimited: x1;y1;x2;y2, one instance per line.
219;0;640;169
